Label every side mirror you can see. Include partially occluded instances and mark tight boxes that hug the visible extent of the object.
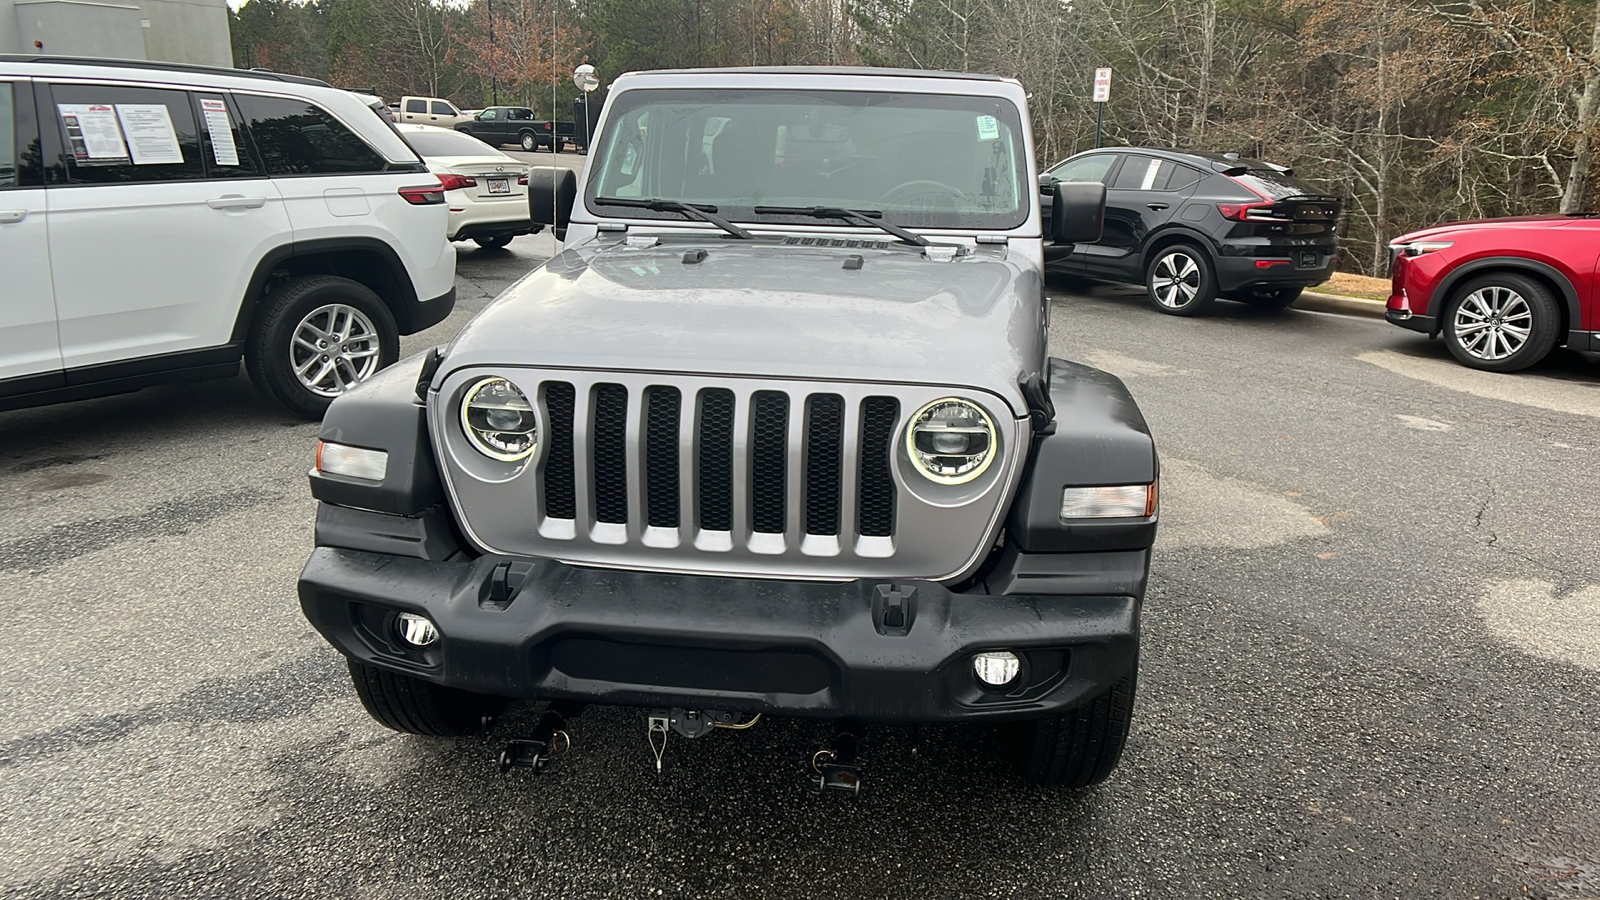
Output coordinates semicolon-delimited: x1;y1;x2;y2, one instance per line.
1037;172;1055;190
1050;181;1105;245
528;166;577;229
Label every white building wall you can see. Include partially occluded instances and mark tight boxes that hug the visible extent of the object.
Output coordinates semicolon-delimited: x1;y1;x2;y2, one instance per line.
2;0;232;66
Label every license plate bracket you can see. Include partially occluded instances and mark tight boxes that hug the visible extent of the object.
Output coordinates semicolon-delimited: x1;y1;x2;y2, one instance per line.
487;178;510;194
1297;250;1317;268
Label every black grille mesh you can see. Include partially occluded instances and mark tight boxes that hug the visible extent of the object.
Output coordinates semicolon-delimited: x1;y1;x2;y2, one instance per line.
592;384;628;524
804;394;844;535
542;382;576;519
645;387;681;528
750;391;789;534
698;389;734;531
858;397;898;537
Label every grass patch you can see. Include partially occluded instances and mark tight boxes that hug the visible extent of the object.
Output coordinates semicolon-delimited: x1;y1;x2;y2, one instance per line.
1313;272;1391;301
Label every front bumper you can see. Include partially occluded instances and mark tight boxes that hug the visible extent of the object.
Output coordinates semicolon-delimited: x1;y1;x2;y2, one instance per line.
299;547;1140;723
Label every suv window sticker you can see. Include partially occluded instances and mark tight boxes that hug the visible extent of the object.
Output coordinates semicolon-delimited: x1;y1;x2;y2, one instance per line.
115;104;183;165
199;98;240;167
57;103;128;165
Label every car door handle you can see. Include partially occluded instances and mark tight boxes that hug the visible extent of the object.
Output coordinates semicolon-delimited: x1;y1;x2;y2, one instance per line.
1147;202;1169;211
0;209;26;225
208;195;266;211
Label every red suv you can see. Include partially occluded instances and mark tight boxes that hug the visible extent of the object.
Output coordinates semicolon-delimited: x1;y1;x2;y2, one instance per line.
1387;216;1599;371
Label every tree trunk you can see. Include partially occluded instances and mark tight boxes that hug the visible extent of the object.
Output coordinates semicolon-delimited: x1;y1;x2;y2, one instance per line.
1561;0;1600;213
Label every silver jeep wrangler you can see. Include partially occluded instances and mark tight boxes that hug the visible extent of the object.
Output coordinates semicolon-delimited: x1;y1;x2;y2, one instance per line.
299;67;1158;790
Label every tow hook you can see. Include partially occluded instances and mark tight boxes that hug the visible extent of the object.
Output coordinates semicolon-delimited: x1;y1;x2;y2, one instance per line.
811;721;864;797
644;708;761;773
499;700;585;774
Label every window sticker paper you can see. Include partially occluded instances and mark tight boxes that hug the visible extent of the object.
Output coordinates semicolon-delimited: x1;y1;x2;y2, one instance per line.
57;104;129;165
115;103;183;165
200;98;240;166
1140;158;1162;191
976;115;1000;141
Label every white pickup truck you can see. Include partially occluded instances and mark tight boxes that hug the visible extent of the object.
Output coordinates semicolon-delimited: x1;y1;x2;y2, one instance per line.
398;95;469;128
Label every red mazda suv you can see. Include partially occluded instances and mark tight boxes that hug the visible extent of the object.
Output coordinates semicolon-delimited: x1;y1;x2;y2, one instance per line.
1387;216;1599;371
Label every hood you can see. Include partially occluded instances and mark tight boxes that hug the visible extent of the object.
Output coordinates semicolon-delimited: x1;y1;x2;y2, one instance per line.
1395;214;1588;243
440;238;1043;416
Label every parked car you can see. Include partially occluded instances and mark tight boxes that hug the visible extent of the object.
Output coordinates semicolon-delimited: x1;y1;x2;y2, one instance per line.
454;106;550;151
299;66;1158;790
1386;216;1600;371
398;95;469;128
396;123;535;250
1041;148;1343;315
534;118;577;152
0;55;457;418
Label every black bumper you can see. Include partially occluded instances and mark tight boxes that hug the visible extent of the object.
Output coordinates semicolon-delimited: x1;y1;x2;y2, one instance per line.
401;286;456;334
299;547;1140;723
1386;309;1436;334
451;220;540;242
1214;253;1336;293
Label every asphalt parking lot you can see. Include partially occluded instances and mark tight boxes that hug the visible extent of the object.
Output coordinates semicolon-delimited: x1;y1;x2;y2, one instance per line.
3;166;1599;897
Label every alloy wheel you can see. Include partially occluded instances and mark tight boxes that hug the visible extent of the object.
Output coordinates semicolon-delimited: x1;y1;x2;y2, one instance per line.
1452;286;1532;361
1152;252;1202;309
289;304;382;397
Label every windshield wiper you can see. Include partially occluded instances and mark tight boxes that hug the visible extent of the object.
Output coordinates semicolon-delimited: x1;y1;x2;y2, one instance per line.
752;205;930;247
592;196;754;240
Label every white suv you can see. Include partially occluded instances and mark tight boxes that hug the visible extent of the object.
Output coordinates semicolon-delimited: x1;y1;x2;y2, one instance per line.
0;56;458;418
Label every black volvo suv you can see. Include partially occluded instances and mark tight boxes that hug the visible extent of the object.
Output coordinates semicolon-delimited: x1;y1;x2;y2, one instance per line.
1041;148;1342;315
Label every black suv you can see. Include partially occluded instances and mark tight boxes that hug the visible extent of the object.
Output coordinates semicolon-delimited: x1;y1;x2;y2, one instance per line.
1041;148;1342;315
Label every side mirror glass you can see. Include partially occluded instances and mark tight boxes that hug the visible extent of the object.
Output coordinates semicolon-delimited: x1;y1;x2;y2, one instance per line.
1050;181;1105;245
528;166;577;229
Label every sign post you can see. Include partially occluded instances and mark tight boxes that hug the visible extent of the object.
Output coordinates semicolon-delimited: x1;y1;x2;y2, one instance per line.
1092;67;1112;149
573;63;598;154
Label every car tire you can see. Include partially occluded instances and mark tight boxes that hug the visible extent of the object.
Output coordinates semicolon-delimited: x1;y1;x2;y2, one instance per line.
245;275;400;420
1145;245;1218;316
520;132;537;152
1235;286;1303;309
474;235;514;251
1443;273;1561;372
347;660;509;737
1005;669;1137;786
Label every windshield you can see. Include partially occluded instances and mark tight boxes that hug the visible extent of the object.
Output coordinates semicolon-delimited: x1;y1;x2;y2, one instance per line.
585;88;1029;230
405;129;507;159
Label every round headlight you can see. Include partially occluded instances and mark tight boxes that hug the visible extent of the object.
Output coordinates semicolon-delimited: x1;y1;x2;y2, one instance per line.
905;397;997;484
460;377;536;462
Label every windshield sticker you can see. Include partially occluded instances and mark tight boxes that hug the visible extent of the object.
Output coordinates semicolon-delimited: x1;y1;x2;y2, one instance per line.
57;104;129;165
199;99;240;167
1140;158;1162;190
976;115;1000;141
115;104;183;165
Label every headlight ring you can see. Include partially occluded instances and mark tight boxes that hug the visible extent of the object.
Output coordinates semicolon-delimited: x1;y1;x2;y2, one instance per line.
460;376;537;462
905;397;997;484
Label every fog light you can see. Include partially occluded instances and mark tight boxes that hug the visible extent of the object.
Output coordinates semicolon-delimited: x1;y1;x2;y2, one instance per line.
395;612;439;647
973;651;1021;687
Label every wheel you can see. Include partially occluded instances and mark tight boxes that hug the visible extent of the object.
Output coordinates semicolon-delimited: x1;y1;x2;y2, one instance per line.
519;132;537;152
1235;286;1302;309
1145;245;1218;316
474;234;513;250
1442;273;1561;372
347;660;509;737
244;275;399;420
1005;670;1136;786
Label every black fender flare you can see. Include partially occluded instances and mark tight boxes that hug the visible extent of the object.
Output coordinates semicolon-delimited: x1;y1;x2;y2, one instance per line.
230;237;424;343
1430;256;1581;338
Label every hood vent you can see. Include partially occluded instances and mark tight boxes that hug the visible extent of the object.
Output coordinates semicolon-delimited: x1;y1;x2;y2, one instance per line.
783;237;892;250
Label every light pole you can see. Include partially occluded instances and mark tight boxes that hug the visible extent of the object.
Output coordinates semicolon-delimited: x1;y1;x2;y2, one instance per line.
487;0;497;106
573;63;598;154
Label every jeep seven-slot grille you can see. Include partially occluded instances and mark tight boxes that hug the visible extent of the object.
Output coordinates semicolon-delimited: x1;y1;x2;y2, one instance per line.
537;382;899;542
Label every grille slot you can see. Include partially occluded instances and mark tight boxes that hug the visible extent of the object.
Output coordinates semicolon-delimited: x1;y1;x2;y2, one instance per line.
804;394;845;535
783;236;891;250
698;389;735;532
542;382;577;519
645;387;681;528
592;384;629;524
749;391;789;534
858;397;898;537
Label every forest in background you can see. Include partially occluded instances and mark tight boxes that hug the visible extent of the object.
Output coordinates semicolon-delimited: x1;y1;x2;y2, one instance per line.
230;0;1600;274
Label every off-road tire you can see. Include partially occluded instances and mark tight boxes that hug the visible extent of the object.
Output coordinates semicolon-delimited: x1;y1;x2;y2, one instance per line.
1442;272;1561;372
347;660;509;737
519;131;538;152
1145;244;1218;316
1007;669;1137;786
245;275;400;420
474;235;514;250
1234;286;1303;309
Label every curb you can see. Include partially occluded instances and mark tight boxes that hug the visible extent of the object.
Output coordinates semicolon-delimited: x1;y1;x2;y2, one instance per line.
1296;290;1387;320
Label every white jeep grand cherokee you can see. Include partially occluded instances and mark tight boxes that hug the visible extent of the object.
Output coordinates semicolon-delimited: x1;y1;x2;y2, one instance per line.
0;56;457;419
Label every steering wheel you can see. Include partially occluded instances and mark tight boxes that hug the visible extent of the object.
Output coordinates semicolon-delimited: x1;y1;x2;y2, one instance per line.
878;179;963;207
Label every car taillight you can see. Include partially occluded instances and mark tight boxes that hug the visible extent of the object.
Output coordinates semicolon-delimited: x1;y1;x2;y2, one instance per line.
517;173;528;185
1218;201;1278;221
398;183;446;205
544;122;553;130
436;173;478;191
